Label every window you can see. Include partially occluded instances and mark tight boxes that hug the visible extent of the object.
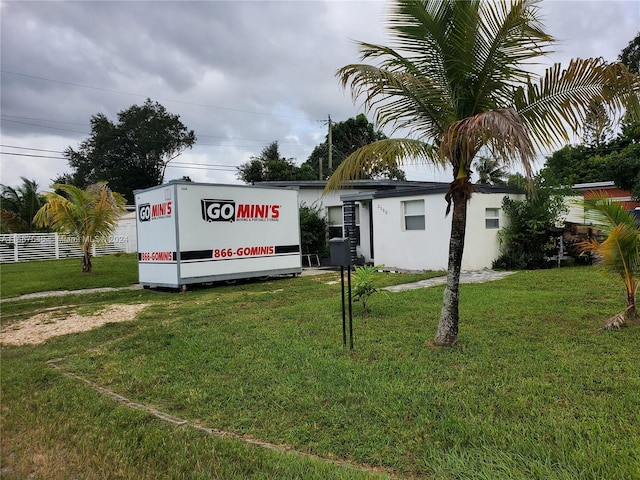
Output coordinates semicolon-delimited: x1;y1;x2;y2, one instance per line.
485;208;500;229
327;205;361;245
403;200;425;230
327;206;343;238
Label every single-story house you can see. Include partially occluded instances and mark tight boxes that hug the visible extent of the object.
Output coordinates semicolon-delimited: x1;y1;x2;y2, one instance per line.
572;181;640;210
259;180;524;271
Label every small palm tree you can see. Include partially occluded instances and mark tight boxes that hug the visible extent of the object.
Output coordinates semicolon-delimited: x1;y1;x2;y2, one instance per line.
474;157;508;185
579;196;640;329
0;177;46;233
327;0;639;346
34;183;126;273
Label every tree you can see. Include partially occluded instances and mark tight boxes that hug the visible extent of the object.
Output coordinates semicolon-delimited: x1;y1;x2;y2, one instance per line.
236;141;315;183
494;172;568;270
65;99;196;203
582;101;615;150
474;157;508;185
606;144;640;199
542;144;609;186
619;31;640;74
579;196;640;329
0;177;46;233
327;0;639;346
299;202;328;256
303;114;406;180
34;183;126;273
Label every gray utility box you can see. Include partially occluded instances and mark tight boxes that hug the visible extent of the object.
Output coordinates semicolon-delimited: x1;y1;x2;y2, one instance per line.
134;181;302;289
329;237;351;266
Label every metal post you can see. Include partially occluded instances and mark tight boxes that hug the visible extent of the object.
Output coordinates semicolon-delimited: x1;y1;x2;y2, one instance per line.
348;266;353;350
341;265;346;348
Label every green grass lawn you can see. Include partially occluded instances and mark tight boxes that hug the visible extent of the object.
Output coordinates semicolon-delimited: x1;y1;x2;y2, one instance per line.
0;253;139;298
2;264;639;479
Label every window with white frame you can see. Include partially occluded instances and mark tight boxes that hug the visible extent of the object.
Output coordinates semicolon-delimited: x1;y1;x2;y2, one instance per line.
485;208;500;229
327;206;344;239
327;205;361;245
402;200;425;230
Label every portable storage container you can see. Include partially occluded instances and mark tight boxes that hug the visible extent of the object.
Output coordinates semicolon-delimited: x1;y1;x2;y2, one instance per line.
134;181;301;289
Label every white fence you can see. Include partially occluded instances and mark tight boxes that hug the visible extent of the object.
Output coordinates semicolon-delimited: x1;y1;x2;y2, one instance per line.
0;232;136;263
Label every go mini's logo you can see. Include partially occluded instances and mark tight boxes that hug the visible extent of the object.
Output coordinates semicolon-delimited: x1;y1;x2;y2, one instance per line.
201;199;236;222
139;202;172;222
201;199;280;222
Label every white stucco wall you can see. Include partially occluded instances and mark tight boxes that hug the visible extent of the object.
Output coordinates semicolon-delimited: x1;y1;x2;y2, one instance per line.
371;192;522;271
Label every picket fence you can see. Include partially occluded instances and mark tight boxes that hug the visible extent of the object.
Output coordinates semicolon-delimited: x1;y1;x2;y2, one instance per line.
0;231;136;263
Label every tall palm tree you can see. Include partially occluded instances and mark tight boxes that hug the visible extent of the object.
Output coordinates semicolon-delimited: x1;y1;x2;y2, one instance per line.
326;0;640;346
0;177;46;233
34;183;126;273
580;196;640;329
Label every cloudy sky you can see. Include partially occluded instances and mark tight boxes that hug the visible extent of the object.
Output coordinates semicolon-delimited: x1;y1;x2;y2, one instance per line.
1;0;638;192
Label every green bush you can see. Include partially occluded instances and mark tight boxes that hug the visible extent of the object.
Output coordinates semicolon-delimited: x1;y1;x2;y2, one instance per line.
299;202;327;255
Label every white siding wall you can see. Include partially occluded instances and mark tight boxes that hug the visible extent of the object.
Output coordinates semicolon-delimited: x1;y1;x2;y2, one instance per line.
372;192;522;271
372;194;449;271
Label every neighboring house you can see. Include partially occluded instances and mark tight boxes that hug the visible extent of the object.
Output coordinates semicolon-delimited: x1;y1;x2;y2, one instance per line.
572;181;640;210
562;181;640;228
114;209;138;253
259;180;524;271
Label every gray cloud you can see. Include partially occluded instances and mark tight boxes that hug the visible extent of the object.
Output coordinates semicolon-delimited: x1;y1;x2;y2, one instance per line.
1;0;638;190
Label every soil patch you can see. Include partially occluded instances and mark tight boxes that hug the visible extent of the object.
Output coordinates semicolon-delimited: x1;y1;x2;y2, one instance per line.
1;303;149;346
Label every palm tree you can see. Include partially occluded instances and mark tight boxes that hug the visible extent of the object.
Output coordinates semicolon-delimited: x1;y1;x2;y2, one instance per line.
474;156;508;185
0;177;46;233
34;183;126;273
579;196;640;329
327;0;640;346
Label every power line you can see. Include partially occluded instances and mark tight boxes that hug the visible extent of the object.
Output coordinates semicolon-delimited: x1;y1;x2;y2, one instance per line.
0;145;66;154
0;152;66;160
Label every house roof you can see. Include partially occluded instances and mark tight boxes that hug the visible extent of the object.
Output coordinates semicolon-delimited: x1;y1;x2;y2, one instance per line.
256;179;440;190
572;181;616;191
340;183;523;201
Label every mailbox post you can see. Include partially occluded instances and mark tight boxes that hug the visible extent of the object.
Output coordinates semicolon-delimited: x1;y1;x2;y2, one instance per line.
329;238;353;350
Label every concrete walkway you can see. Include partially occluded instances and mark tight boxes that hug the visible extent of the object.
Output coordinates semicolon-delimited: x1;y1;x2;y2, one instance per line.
2;269;514;303
1;285;144;303
384;270;515;292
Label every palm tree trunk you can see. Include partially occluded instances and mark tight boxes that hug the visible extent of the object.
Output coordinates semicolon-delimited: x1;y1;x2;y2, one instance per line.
434;186;468;346
626;291;637;320
82;245;92;273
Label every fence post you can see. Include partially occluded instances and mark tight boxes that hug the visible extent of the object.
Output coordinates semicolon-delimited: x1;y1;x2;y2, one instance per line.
55;233;60;259
13;234;18;262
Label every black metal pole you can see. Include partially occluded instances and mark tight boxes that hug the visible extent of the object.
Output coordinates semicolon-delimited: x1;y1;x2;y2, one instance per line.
348;265;353;350
340;266;346;348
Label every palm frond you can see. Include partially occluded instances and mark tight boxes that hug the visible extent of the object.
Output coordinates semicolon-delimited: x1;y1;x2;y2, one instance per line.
579;196;640;298
337;62;451;139
470;0;554;111
515;58;640;150
441;108;534;177
324;139;440;192
34;183;126;244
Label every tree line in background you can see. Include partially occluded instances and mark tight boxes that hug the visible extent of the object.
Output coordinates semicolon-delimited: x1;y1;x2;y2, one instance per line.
235;114;406;184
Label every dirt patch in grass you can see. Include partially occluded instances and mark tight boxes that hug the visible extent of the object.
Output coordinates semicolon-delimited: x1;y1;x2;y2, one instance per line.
1;303;149;346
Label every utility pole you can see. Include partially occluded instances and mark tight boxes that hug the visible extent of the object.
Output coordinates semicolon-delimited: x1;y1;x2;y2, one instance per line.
327;114;333;172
